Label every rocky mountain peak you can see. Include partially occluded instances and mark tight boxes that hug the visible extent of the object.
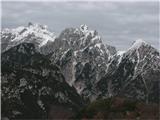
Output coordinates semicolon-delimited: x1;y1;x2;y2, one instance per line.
28;22;34;27
1;23;160;119
79;24;98;38
129;39;148;50
2;24;160;106
1;23;56;52
80;24;88;32
125;39;159;57
27;22;48;30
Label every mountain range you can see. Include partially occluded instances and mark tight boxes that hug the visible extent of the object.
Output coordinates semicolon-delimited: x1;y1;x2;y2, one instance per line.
1;23;160;119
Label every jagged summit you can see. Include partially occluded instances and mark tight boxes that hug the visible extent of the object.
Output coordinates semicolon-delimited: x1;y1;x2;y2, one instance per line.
28;22;33;26
126;39;159;56
117;50;125;56
123;39;160;61
58;24;102;51
129;39;148;50
27;22;48;30
80;24;88;32
1;23;56;52
1;23;160;120
79;24;98;37
132;38;147;45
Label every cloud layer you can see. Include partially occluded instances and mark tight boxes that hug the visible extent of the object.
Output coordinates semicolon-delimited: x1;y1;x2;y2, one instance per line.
2;1;159;50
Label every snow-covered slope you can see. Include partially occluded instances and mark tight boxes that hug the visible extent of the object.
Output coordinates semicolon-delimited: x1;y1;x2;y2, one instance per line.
96;39;160;103
48;25;116;101
2;23;160;120
1;22;56;52
128;39;147;51
1;23;159;104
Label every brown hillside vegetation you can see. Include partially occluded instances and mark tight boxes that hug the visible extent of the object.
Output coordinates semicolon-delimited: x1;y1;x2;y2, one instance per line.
74;97;159;120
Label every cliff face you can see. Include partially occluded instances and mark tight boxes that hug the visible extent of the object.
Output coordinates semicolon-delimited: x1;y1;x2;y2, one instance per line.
1;43;84;119
1;23;159;119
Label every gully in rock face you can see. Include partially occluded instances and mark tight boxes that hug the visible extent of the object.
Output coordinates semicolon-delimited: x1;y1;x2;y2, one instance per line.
1;23;159;119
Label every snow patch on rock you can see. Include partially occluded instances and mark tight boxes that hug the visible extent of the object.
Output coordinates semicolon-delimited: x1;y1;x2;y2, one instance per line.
128;39;147;50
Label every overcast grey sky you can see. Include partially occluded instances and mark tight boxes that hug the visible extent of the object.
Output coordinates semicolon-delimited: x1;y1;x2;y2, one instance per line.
2;1;159;50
